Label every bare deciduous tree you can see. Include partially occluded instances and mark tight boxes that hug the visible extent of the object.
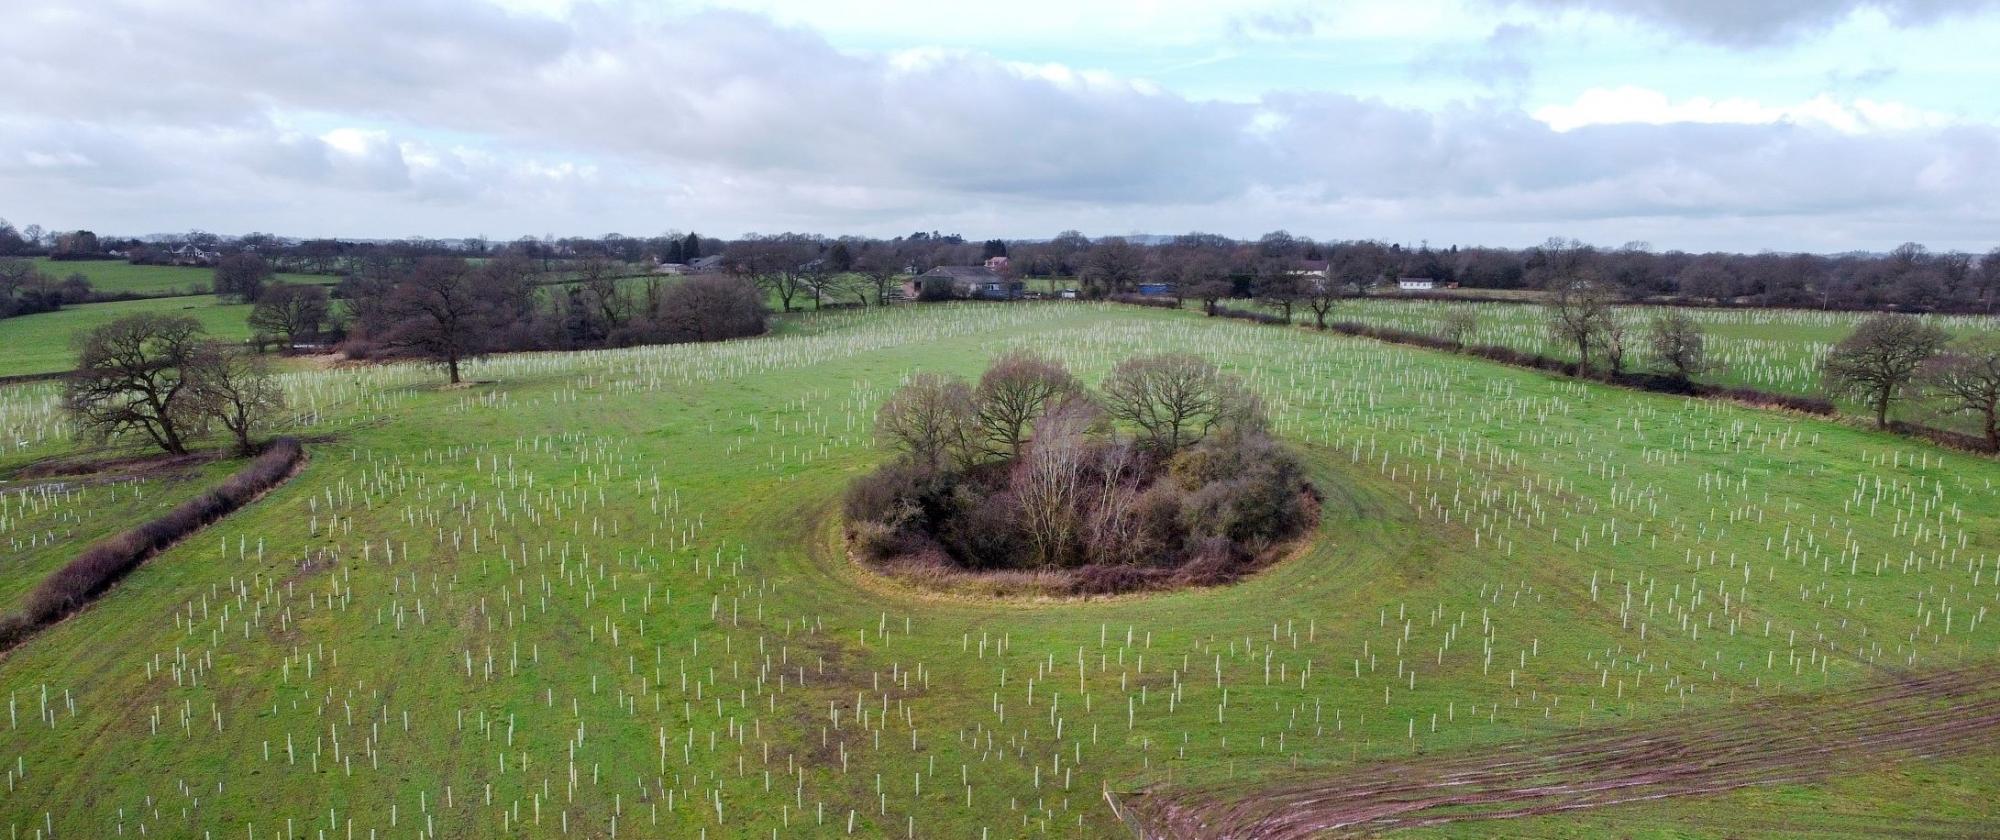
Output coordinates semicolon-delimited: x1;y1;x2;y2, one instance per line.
643;275;768;344
725;235;818;312
876;373;978;469
1440;308;1479;350
1918;335;2000;449
64;314;210;454
1081;238;1143;298
190;345;284;455
1082;440;1143;565
1013;398;1100;567
1595;315;1631;376
1823;314;1949;428
213;254;273;303
248;282;331;348
377;257;512;384
577;256;631;334
1301;273;1345;330
1256;268;1305;324
974;350;1082;458
1545;276;1616;372
1647;311;1710;383
856;247;905;306
1100;353;1262;454
1176;252;1232;315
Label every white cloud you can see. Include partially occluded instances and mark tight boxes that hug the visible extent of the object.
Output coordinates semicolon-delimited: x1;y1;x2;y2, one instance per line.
1534;86;1956;133
0;0;1995;251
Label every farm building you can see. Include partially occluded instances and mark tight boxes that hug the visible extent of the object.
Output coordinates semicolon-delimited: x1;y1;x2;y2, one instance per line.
1397;277;1437;291
913;265;1024;300
166;243;222;266
686;255;727;274
1137;282;1175;296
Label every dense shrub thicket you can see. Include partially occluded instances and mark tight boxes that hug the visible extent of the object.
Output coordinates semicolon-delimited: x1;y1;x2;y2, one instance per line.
0;438;304;651
846;352;1318;596
0;258;94;319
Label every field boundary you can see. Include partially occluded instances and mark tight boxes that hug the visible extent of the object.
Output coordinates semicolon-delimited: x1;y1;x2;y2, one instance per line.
1113;298;1995;456
0;438;306;654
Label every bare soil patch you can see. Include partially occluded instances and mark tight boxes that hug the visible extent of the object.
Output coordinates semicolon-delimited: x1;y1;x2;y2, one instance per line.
9;448;228;482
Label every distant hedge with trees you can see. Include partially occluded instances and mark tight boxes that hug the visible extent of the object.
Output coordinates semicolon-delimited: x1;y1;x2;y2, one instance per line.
337;256;767;382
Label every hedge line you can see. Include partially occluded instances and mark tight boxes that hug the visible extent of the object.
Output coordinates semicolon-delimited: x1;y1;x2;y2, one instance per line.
1133;296;1995;451
1106;294;1183;310
1211;305;1290;325
1318;319;1839;415
0;438;305;652
1159;301;1842;415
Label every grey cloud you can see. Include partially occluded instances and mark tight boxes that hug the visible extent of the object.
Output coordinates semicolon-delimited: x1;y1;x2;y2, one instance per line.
0;0;1995;249
1487;0;2000;46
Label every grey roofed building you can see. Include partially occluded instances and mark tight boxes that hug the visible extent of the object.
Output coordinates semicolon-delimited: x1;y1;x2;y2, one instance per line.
914;265;1024;300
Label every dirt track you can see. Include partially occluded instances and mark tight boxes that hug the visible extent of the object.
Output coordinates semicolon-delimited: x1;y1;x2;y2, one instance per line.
1133;664;2000;838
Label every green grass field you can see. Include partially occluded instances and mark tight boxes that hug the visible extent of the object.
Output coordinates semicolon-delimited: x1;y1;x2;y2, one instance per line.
0;297;256;378
1329;297;2000;400
28;258;327;297
0;460;237;612
0;303;1996;837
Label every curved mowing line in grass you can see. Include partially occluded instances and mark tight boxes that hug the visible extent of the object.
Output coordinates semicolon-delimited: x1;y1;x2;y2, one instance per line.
1135;662;2000;838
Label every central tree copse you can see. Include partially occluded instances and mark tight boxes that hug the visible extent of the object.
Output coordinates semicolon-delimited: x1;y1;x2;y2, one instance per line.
853;352;1313;594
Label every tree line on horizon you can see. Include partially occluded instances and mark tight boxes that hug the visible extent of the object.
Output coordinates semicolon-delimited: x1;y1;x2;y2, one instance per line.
6;217;2000;315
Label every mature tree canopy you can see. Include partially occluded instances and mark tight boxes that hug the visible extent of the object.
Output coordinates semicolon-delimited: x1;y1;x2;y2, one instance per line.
974;350;1083;459
876;372;978;469
644;275;767;344
1918;335;2000;448
372;257;524;384
1823;314;1950;428
248;282;332;346
213;254;275;302
1100;353;1262;454
1545;276;1618;372
64;314;211;454
1081;238;1143;298
1440;308;1480;349
190;346;284;456
1255;269;1306;324
1648;311;1711;383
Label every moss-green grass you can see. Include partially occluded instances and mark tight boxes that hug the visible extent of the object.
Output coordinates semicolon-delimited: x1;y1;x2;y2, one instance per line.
1329;297;1999;398
0;297;255;378
0;461;238;612
29;258;327;297
0;303;1994;838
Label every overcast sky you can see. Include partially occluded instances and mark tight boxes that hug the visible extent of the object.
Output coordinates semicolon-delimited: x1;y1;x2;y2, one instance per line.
4;0;1997;252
